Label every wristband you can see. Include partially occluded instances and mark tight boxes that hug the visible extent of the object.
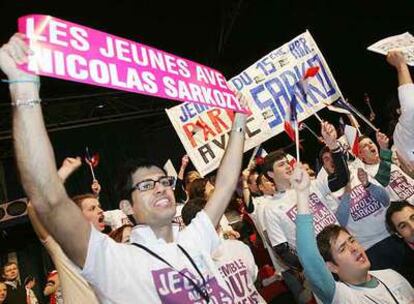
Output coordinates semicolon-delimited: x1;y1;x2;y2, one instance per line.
11;98;42;107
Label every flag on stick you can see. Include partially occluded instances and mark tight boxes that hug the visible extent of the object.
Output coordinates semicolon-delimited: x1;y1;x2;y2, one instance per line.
85;147;100;181
299;66;323;123
344;125;359;157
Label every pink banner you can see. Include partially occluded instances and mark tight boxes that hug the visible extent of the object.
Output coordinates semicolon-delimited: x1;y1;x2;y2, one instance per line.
18;15;248;113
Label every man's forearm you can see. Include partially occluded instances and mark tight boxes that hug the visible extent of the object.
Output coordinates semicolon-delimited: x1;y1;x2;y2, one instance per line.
205;113;246;226
375;149;392;186
12;83;67;211
328;149;350;192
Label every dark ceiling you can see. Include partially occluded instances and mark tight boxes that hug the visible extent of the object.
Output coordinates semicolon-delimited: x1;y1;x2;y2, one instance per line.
0;0;413;202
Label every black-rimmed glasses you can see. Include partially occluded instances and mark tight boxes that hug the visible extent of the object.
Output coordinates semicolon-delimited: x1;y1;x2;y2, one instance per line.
130;176;176;193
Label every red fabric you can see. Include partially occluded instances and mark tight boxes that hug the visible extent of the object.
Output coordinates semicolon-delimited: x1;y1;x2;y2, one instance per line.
304;66;320;79
284;121;296;142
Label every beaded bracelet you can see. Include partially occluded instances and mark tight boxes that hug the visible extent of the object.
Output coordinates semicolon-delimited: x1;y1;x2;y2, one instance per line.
11;98;42;107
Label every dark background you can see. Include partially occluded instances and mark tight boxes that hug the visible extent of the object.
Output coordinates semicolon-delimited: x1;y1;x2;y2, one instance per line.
0;0;413;300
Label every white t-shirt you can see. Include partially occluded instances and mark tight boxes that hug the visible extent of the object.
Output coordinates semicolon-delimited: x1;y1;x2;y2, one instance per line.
263;186;337;249
212;240;266;304
393;83;414;166
42;236;100;304
253;195;287;273
331;269;414;303
250;194;273;248
81;211;234;303
328;159;391;249
365;162;414;204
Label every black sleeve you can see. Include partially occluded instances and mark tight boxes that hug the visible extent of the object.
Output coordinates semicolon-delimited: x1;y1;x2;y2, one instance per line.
328;147;350;192
245;196;255;213
174;178;188;204
274;242;303;271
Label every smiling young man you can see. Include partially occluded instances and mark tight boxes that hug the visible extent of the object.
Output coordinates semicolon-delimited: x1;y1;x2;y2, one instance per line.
293;165;414;303
3;33;247;303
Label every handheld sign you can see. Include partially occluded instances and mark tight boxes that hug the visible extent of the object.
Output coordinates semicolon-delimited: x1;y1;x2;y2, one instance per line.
167;31;345;176
18;15;249;113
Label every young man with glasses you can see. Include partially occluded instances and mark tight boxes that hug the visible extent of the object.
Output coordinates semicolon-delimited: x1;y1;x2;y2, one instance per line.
3;33;248;303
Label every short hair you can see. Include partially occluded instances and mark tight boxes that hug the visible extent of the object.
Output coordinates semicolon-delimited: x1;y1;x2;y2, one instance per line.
24;275;34;286
71;193;97;209
262;150;287;177
116;158;166;202
316;224;350;264
318;146;331;166
385;200;414;233
2;261;17;275
188;178;208;200
181;198;207;225
358;135;371;142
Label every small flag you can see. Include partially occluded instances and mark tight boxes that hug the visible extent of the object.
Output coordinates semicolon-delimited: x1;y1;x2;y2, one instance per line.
286;153;297;168
344;125;359;156
85;147;100;168
284;93;298;142
254;147;268;166
299;66;320;98
325;103;352;115
304;66;320;79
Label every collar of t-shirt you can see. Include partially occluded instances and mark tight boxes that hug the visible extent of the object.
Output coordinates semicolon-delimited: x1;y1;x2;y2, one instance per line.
130;223;180;246
354;276;379;288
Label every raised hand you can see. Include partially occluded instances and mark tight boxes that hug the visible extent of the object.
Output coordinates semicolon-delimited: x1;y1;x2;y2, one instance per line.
376;131;389;150
387;50;406;69
321;121;338;150
91;179;101;196
181;155;190;168
0;33;38;81
290;164;311;192
57;157;82;181
357;168;369;187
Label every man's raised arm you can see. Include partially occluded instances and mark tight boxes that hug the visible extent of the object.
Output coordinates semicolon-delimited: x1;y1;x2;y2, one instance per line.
2;33;90;267
204;92;247;227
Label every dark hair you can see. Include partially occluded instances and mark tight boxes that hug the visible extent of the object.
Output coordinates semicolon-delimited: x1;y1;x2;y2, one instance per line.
181;198;207;225
385;200;414;233
188;178;208;200
263;150;287;178
116;158;166;202
24;275;34;286
316;224;350;264
318;146;331;166
71;193;97;209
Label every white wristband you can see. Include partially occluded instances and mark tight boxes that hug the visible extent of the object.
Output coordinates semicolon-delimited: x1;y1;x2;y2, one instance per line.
11;98;42;107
